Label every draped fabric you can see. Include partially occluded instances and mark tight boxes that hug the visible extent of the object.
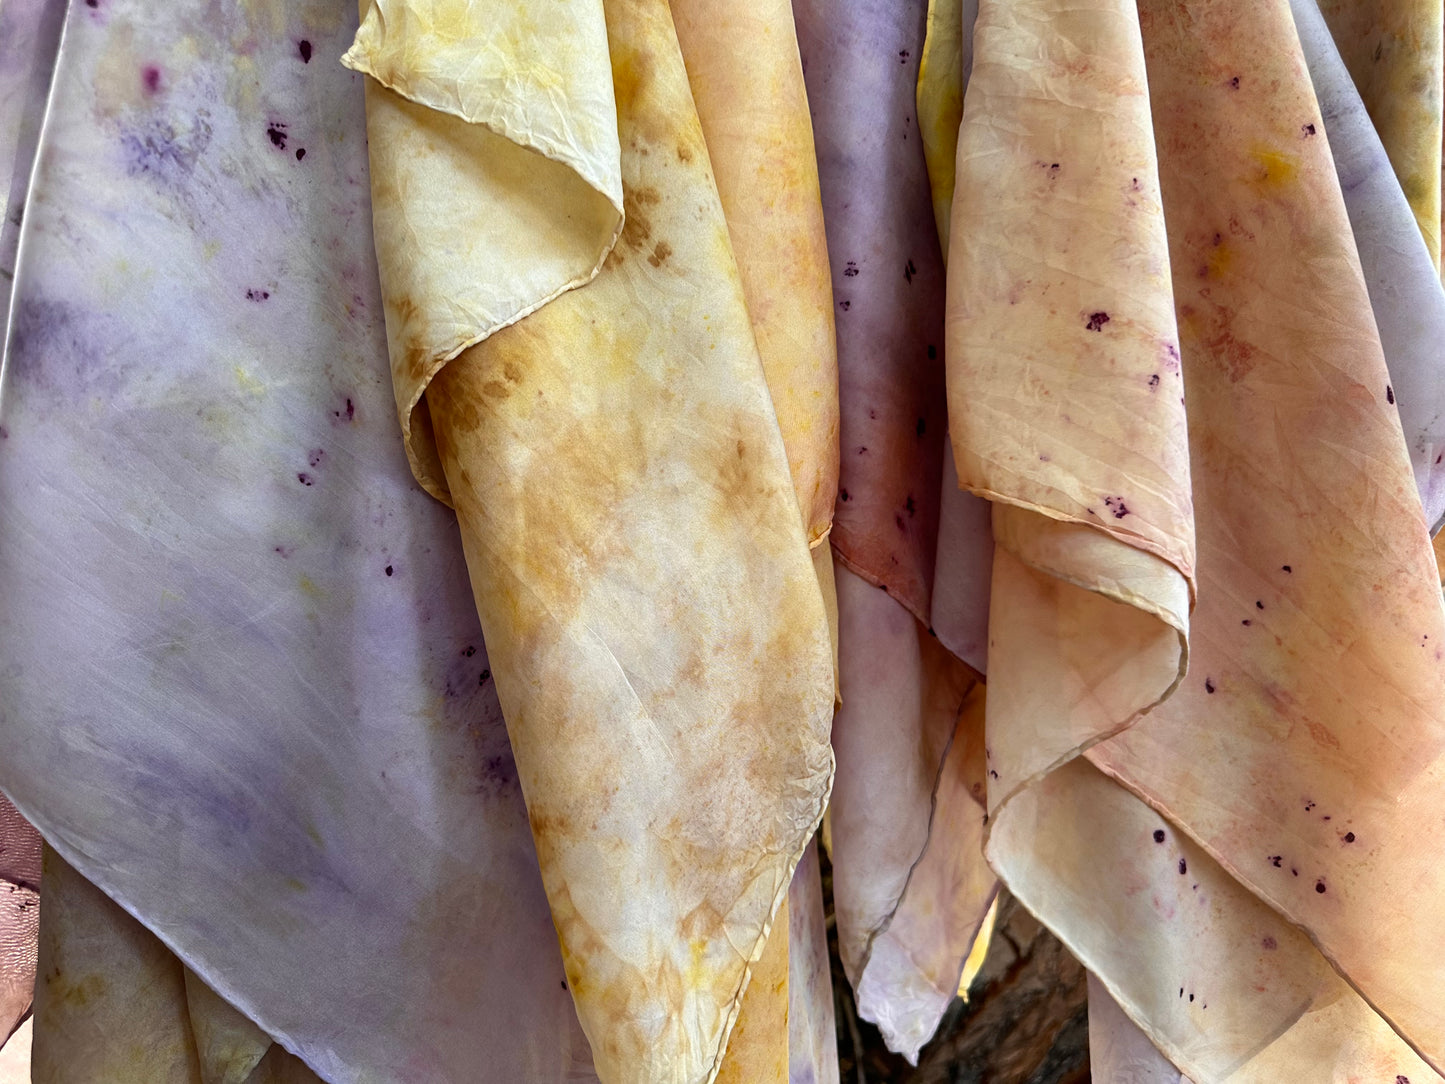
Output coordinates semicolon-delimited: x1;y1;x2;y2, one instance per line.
4;0;1445;1082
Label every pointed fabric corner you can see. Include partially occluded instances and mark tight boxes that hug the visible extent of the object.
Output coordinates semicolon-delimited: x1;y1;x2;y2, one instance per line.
351;1;836;1080
1;2;598;1079
947;0;1445;1080
793;0;998;1061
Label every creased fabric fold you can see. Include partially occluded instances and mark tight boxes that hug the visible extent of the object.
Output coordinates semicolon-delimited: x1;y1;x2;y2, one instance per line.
353;1;837;1080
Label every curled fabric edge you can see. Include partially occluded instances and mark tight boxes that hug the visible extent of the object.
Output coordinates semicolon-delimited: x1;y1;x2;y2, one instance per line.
351;1;838;1081
341;0;625;504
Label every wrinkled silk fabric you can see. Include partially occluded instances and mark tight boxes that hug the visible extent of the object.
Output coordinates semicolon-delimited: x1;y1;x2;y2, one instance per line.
33;847;320;1084
945;0;1445;1081
670;3;842;1078
0;2;600;1081
786;841;838;1084
349;1;835;1081
0;0;65;320
1318;0;1444;267
1293;0;1445;529
1087;975;1192;1084
793;0;996;1062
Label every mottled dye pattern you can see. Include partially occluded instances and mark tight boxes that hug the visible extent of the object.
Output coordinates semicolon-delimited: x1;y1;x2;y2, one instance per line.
0;2;594;1080
957;0;1445;1079
1318;0;1444;267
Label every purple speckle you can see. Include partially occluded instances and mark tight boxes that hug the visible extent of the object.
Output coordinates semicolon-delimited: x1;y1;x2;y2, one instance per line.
246;288;270;302
266;123;289;150
1085;311;1110;332
1261;936;1276;950
307;448;324;468
141;66;161;93
843;260;859;278
297;472;313;486
331;398;355;423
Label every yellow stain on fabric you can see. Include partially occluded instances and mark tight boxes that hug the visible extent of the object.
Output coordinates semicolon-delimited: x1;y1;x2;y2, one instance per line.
1318;0;1444;267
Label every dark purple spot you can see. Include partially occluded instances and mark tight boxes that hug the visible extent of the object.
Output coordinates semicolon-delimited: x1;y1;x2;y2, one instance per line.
843;260;859;278
85;0;98;7
1269;855;1282;867
1386;385;1395;404
988;769;999;780
839;489;850;502
307;448;324;468
296;148;306;161
1085;311;1110;332
1344;832;1355;843
1315;880;1326;893
1302;123;1316;136
245;288;270;301
1178;858;1187;875
1229;76;1240;88
479;669;491;686
297;473;313;486
1148;373;1160;387
1262;936;1277;950
1104;495;1131;518
1242;619;1252;626
857;446;868;455
299;40;313;63
1399;1075;1412;1083
1256;600;1264;609
266;123;288;150
331;398;355;422
1189;994;1194;1002
839;300;850;311
927;344;937;360
904;496;916;517
1153;829;1166;843
273;545;290;558
1178;988;1183;998
916;417;926;437
899;50;909;62
1205;678;1215;694
1304;800;1315;811
560;980;567;990
385;565;393;576
895;515;906;531
0;426;9;440
1281;565;1291;573
904;258;916;283
141;66;161;93
463;645;476;657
